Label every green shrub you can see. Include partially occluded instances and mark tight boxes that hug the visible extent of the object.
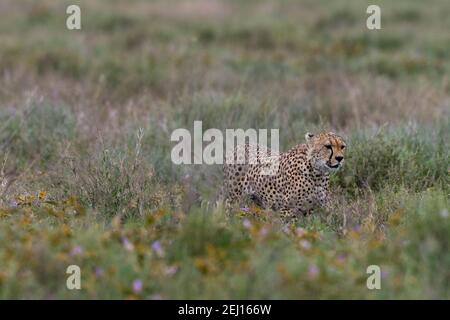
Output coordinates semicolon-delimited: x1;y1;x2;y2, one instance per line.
334;122;449;196
61;130;179;218
0;104;77;169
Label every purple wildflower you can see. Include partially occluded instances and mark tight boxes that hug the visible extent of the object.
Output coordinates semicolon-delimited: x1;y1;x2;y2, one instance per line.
9;200;18;208
308;264;320;278
122;237;134;251
95;267;104;277
132;279;143;294
70;245;83;256
242;219;252;229
151;240;164;256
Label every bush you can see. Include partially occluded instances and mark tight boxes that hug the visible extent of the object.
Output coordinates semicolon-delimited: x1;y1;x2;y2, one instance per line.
61;130;180;219
0;104;77;170
334;122;450;196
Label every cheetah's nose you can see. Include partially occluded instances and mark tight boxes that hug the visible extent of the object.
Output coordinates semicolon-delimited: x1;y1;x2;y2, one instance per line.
335;156;343;162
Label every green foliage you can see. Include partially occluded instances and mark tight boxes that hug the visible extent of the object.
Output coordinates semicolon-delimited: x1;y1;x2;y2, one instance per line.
0;189;448;299
0;104;77;169
335;122;450;196
60;131;179;219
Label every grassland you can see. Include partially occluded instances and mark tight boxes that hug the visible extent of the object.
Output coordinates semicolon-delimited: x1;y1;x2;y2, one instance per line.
0;0;449;299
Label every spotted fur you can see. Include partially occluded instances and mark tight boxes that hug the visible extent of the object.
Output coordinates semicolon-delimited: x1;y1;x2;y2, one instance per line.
223;132;347;223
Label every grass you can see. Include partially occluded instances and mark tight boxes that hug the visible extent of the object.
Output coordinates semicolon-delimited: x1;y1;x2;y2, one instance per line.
0;0;449;299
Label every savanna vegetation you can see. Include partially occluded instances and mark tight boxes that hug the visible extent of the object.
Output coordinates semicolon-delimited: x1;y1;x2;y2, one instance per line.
0;0;449;299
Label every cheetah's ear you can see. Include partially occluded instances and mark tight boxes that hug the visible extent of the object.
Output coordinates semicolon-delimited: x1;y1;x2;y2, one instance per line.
305;132;314;142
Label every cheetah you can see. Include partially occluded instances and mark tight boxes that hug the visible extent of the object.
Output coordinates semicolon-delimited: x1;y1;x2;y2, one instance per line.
223;131;346;222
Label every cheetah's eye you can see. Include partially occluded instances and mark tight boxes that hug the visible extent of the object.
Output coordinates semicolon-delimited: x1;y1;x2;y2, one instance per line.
341;145;346;150
325;145;332;150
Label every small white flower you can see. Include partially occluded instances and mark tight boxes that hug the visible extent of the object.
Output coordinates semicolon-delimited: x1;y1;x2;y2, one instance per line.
165;265;178;276
282;225;290;234
242;219;252;229
296;227;306;237
259;226;269;237
299;239;311;250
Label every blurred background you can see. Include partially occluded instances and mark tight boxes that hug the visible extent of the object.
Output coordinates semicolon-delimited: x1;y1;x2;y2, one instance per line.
1;0;448;196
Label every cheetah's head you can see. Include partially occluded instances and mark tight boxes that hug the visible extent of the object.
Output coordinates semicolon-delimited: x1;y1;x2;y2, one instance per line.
305;131;347;173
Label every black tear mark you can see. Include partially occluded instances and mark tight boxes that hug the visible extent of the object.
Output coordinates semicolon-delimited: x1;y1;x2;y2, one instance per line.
328;144;333;162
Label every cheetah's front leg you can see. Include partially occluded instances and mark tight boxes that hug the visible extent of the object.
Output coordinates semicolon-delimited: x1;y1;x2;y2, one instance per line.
316;194;333;213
